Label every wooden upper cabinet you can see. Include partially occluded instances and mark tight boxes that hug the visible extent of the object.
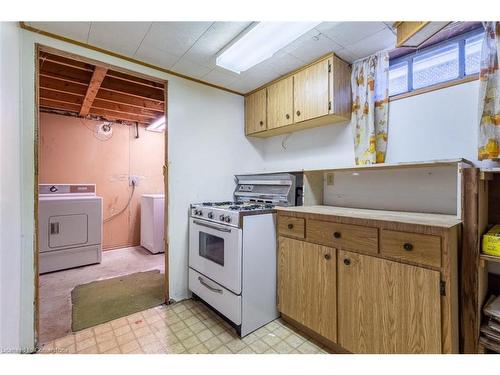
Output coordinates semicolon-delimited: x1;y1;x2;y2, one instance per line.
293;58;330;123
244;53;351;138
267;76;294;129
278;237;337;343
337;250;442;354
245;88;267;135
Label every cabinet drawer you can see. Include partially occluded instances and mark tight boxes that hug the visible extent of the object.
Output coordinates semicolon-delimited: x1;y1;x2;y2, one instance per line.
380;230;441;268
307;219;378;253
278;216;305;239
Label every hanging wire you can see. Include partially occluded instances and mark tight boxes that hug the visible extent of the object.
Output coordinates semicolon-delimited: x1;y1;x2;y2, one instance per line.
103;181;136;223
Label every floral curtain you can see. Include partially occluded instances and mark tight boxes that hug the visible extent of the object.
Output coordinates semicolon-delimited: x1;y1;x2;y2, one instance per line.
478;22;500;160
351;51;389;165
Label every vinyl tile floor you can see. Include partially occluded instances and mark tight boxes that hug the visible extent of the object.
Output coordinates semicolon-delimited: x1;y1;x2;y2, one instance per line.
37;299;328;354
39;246;165;343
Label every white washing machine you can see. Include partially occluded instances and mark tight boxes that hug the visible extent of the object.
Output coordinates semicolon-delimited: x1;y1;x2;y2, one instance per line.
38;184;103;273
141;194;165;254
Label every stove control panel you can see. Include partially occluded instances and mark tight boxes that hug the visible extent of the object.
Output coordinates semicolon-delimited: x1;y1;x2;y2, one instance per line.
191;206;240;227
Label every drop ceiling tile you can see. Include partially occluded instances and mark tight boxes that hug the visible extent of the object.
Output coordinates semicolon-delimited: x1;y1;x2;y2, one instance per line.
239;59;282;83
183;22;253;68
140;22;212;58
347;28;396;60
88;22;152;56
334;48;359;63
171;57;213;79
224;78;264;94
267;52;305;75
202;68;239;87
27;22;91;43
287;31;344;63
134;44;181;69
316;22;388;47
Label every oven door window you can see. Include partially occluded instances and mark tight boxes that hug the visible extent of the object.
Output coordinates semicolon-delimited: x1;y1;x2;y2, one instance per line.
199;231;224;266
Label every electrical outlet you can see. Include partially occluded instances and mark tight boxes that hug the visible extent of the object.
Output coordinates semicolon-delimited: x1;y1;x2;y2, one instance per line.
326;173;334;186
129;175;140;186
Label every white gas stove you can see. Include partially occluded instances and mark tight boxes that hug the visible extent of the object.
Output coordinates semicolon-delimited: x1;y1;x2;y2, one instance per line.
188;173;300;337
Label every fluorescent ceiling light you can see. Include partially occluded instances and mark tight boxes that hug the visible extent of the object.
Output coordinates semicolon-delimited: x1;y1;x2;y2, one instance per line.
146;117;165;132
216;22;321;73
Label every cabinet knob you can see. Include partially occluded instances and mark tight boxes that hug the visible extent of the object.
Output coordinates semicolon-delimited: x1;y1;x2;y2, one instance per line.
285;114;290;120
287;223;294;230
403;243;413;251
259;120;264;126
333;231;341;239
343;258;351;266
296;110;301;116
324;253;331;260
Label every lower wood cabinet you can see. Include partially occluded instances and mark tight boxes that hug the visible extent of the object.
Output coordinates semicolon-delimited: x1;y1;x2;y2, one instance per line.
276;207;460;354
337;250;442;354
278;237;337;342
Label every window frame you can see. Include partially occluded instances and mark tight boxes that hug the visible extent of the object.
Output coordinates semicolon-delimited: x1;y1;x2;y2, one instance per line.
389;27;484;99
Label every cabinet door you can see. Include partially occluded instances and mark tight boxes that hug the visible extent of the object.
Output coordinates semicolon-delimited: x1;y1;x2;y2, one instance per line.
245;88;267;135
267;76;294;129
293;59;330;122
337;250;442;353
278;237;337;342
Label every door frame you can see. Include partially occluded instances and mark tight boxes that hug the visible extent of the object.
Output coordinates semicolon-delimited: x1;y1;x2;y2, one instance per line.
33;44;170;346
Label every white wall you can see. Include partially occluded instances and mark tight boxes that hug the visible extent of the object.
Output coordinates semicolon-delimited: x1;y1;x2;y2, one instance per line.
256;80;483;172
0;22;23;352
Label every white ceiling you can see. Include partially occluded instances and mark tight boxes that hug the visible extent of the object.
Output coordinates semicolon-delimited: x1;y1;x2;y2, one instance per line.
27;21;396;93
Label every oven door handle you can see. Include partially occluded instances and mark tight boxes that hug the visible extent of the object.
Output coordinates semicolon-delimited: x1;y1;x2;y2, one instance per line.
193;220;231;233
198;276;223;294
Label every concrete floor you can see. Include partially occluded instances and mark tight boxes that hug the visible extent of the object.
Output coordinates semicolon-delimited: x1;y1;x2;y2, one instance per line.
39;246;165;344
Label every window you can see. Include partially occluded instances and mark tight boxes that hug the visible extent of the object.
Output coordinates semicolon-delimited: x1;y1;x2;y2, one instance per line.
389;28;484;96
413;43;459;89
388;61;408;96
465;33;482;75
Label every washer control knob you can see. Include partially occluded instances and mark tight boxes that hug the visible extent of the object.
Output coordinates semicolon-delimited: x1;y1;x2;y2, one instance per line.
224;216;231;223
219;214;225;221
208;212;213;219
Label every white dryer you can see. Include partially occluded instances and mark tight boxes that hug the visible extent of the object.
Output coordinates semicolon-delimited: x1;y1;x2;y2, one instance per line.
38;184;102;273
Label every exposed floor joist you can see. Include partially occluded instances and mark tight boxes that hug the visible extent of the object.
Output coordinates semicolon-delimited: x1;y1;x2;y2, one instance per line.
79;66;107;116
38;51;166;125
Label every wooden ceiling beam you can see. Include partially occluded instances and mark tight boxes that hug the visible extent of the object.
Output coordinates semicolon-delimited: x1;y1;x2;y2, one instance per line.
40;89;83;105
79;66;108;117
40;76;88;96
89;107;152;124
40;98;81;113
95;90;164;112
91;99;163;118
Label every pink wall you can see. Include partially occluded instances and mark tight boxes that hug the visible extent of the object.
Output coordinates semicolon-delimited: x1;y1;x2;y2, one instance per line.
39;112;165;250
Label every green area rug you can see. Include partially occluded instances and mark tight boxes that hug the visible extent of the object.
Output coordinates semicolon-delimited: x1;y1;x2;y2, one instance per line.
71;270;165;331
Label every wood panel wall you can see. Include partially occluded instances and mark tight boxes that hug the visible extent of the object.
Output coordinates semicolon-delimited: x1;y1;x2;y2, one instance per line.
39;112;164;250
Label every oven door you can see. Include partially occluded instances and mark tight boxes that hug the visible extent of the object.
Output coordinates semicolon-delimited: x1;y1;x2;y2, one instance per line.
189;217;242;295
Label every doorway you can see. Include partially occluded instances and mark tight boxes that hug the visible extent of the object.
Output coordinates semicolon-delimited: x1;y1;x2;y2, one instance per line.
34;45;169;345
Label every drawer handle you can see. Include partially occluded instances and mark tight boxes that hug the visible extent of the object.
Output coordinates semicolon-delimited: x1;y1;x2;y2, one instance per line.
285;114;290;119
333;231;341;239
296;110;301;116
343;258;351;266
403;243;413;251
259;120;264;126
287;223;294;229
324;254;331;260
198;276;223;294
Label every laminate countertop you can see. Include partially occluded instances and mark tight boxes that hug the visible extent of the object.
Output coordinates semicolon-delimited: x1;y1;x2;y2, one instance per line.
276;205;462;228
